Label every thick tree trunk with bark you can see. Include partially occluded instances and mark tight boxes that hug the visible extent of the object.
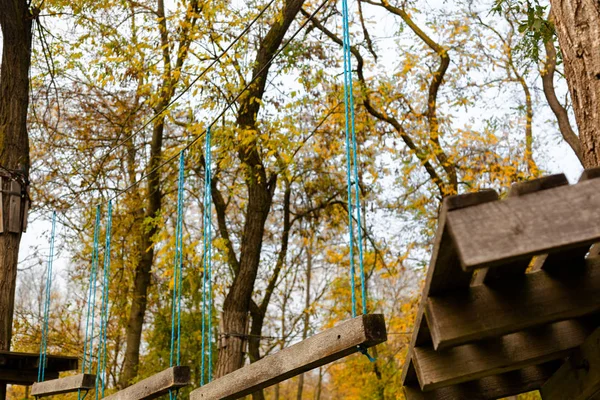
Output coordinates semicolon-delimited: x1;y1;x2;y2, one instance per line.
215;0;305;378
0;2;33;399
550;0;600;168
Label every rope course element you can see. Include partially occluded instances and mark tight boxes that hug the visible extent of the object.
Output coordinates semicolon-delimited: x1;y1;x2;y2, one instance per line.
169;151;186;400
95;200;113;399
37;210;57;382
78;206;102;400
341;0;374;362
201;127;214;386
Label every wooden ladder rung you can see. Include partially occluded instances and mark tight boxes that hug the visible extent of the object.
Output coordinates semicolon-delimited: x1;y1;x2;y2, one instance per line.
190;314;387;400
102;366;190;400
31;374;96;397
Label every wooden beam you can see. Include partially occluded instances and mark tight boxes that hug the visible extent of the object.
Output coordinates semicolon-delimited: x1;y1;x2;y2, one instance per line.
31;374;95;397
0;351;78;373
473;174;568;284
447;178;600;270
8;181;21;233
413;319;592;391
541;327;600;400
102;367;190;400
403;362;558;400
401;191;498;385
0;370;58;385
190;314;387;400
426;257;600;350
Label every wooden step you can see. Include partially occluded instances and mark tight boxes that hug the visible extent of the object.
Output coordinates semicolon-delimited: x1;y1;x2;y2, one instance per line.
31;374;95;397
102;366;190;400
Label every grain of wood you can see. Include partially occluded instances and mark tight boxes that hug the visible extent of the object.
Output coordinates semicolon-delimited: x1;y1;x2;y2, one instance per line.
7;181;20;233
541;327;600;400
31;374;95;397
447;178;600;270
413;319;592;390
426;257;600;350
403;362;558;400
102;367;190;400
190;314;386;400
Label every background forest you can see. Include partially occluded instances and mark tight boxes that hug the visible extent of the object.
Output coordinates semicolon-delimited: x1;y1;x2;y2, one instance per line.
5;0;582;398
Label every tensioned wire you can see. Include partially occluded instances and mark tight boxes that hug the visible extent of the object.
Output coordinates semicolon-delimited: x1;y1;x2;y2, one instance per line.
64;0;330;213
37;211;57;382
200;126;213;386
169;151;185;400
95;200;113;399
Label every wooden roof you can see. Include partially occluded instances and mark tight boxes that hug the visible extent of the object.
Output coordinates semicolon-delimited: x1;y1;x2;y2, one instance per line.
401;170;600;399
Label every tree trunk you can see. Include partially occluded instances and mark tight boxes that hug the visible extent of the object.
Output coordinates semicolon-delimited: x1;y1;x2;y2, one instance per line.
0;2;33;399
550;0;600;168
215;0;305;378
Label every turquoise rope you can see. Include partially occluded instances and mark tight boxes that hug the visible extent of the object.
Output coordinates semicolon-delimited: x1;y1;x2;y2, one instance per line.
201;127;213;385
169;151;185;400
37;211;57;382
341;0;375;363
95;201;113;399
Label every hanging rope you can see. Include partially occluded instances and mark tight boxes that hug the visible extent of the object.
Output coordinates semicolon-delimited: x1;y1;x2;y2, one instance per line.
201;127;213;385
341;0;374;362
37;211;57;382
95;200;113;399
169;151;186;400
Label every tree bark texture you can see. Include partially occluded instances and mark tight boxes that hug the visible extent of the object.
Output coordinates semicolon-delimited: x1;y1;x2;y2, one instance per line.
0;2;33;399
215;0;305;378
550;0;600;168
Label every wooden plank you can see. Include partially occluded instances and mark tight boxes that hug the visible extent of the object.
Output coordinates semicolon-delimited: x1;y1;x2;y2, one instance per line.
541;327;600;400
190;314;387;400
31;374;95;397
404;362;559;400
413;319;592;391
401;191;499;385
0;370;58;385
0;351;78;372
102;366;190;400
447;178;600;270
426;257;600;350
473;175;569;284
8;181;21;233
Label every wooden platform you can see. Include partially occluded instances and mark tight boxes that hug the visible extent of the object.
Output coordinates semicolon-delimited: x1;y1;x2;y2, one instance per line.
102;366;190;400
402;170;600;399
0;350;78;385
190;314;387;400
31;374;95;397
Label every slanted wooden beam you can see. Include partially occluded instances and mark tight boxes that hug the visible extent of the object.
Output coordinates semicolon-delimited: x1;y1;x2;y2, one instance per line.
541;326;600;400
31;374;95;397
102;367;190;400
412;319;592;391
403;362;559;400
401;191;498;385
190;314;387;400
447;177;600;270
426;257;600;350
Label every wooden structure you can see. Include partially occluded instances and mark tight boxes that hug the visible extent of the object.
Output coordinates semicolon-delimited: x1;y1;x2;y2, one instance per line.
401;170;600;399
190;314;387;400
0;170;29;234
101;366;190;400
31;374;95;397
0;351;78;385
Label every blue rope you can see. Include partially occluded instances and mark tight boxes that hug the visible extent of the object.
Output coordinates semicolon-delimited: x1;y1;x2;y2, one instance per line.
95;201;113;399
37;211;57;382
201;127;213;385
170;151;186;400
341;0;373;362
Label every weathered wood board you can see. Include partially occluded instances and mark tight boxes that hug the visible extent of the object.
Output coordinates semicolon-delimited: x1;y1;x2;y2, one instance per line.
190;314;387;400
413;319;592;391
541;326;600;400
0;350;77;385
31;374;95;397
426;257;600;350
102;366;190;400
447;178;600;270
